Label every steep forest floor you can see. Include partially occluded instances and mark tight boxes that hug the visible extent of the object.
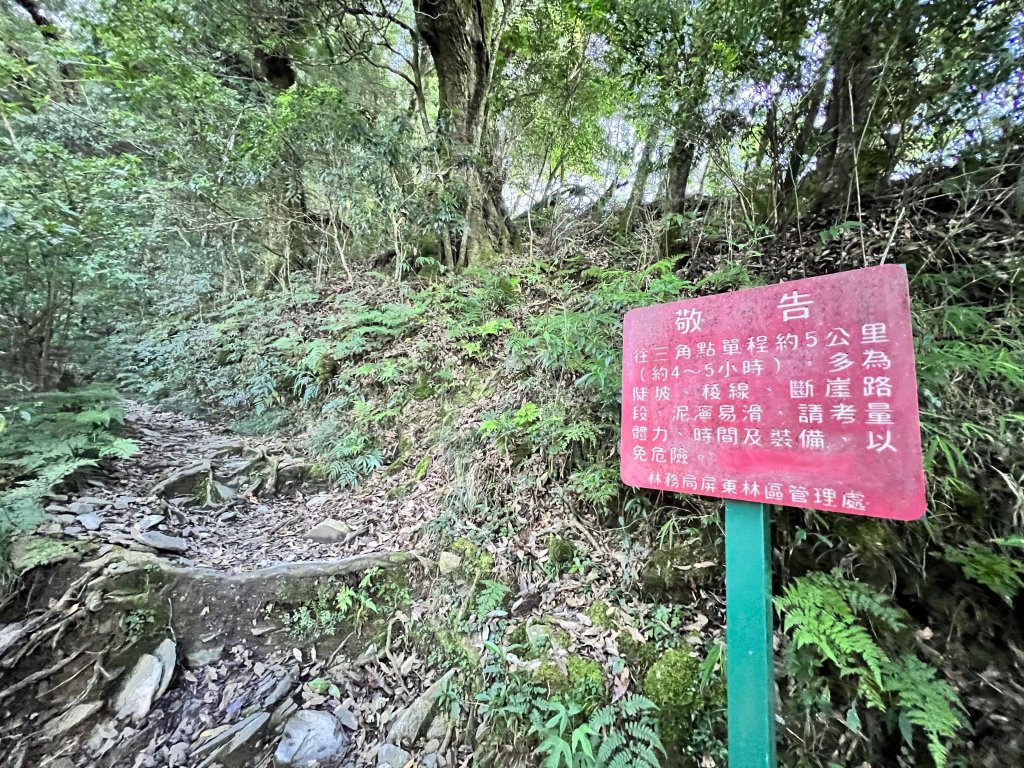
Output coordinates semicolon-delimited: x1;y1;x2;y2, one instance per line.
2;187;1023;768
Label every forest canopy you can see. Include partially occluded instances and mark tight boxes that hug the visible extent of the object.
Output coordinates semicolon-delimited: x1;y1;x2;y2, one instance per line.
2;0;1021;381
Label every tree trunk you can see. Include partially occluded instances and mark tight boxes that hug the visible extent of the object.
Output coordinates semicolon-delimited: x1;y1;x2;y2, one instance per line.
776;63;829;228
14;0;60;40
620;130;658;233
413;0;512;268
665;134;695;253
817;36;873;212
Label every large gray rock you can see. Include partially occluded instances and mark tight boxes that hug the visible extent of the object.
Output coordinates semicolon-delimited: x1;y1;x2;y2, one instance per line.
46;701;103;735
305;494;333;510
113;654;163;720
138;514;165;531
186;643;224;668
113;639;176;721
153;638;177;698
150;461;211;498
306;519;351;543
194;711;270;762
226;712;270;753
425;713;448;742
77;512;102;531
213;481;237;502
377;744;411;768
135;531;188;554
274;710;347;766
76;496;112;508
437;553;462;576
386;670;456;747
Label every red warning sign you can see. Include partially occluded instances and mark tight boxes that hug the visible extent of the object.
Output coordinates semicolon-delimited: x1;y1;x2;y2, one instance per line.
621;265;926;520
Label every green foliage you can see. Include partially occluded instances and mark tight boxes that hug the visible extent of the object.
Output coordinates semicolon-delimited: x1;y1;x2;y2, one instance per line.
588;695;666;768
282;568;410;639
568;463;620;513
0;385;136;529
1;2;1021;765
0;527;15;606
123;609;157;645
530;699;598;768
914;270;1024;514
529;692;667;768
231;408;295;437
479;399;601;477
943;543;1024;606
777;570;965;766
528;694;667;768
309;425;383;488
474;579;512;616
477;635;661;768
584;601;615;630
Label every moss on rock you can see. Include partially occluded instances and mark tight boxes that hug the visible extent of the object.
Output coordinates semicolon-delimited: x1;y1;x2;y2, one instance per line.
584;600;616;629
566;656;605;711
642;648;723;762
451;538;494;577
505;623;528;649
532;655;607;712
617;634;661;675
534;661;569;694
640;545;716;602
413;454;431;481
9;536;80;574
385;436;414;475
546;535;577;567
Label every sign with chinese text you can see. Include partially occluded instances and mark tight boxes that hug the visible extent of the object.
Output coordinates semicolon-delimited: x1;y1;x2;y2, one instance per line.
621;265;926;520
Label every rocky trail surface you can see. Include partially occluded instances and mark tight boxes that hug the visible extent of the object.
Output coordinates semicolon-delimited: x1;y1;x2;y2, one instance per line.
33;401;429;570
0;403;461;768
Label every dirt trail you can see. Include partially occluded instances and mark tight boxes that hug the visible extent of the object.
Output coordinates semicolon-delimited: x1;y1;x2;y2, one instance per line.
43;401;429;571
1;403;442;768
2;400;690;768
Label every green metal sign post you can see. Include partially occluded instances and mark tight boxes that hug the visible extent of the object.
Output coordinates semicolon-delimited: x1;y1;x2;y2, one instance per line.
725;500;777;768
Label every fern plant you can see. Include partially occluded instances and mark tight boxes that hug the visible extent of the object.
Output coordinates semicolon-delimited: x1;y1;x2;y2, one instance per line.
942;542;1024;605
0;385;137;529
589;694;665;768
529;693;666;768
777;570;965;766
309;424;383;488
474;579;511;616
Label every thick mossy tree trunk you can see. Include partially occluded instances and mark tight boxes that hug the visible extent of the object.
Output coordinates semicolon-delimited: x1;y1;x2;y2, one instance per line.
413;0;513;268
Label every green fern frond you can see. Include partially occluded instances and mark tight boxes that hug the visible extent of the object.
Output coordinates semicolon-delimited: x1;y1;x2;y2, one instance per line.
588;694;665;768
778;570;965;767
1;385;134;531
